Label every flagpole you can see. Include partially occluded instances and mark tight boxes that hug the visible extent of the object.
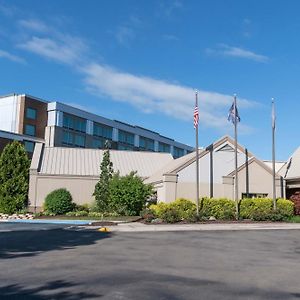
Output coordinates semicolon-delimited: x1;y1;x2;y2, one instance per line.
234;94;239;219
195;90;200;217
272;98;277;211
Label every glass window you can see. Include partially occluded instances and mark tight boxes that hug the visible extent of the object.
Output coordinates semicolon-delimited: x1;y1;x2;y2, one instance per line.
24;141;35;153
74;134;85;147
118;144;134;150
173;147;184;158
118;130;134;145
139;137;155;151
26;108;37;120
93;139;104;149
25;124;36;136
93;123;113;139
158;142;170;153
63;113;86;133
63;131;73;145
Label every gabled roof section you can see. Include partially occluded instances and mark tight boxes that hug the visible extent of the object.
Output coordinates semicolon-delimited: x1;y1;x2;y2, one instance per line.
263;160;286;173
226;156;281;178
146;135;254;184
34;147;173;178
279;147;300;179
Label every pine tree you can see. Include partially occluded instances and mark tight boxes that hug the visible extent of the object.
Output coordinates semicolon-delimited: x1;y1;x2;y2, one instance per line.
0;141;30;214
93;142;114;212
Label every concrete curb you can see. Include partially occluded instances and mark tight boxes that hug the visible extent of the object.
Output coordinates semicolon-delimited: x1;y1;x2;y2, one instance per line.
84;222;300;232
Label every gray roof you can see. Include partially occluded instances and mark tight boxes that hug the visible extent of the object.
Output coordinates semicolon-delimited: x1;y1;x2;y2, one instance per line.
145;150;199;184
32;146;174;178
278;147;300;179
263;161;286;173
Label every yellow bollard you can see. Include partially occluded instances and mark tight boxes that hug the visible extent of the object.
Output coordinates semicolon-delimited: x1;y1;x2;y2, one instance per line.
98;227;110;232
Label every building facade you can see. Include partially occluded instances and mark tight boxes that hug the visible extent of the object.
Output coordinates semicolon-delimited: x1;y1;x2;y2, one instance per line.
0;94;193;158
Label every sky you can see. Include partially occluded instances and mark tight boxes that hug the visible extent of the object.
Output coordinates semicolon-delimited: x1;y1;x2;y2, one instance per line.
0;0;299;161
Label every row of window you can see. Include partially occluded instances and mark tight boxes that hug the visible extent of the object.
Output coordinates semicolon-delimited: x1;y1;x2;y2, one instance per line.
61;114;185;155
62;131;85;148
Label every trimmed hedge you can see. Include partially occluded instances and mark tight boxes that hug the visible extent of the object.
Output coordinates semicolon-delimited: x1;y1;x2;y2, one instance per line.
200;197;236;220
150;198;197;223
44;188;75;215
240;198;294;221
149;197;295;223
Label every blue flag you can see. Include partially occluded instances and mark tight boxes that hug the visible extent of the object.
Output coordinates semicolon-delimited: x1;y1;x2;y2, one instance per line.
227;102;240;124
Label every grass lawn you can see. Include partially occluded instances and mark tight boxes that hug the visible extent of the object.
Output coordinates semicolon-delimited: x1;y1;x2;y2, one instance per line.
287;215;300;223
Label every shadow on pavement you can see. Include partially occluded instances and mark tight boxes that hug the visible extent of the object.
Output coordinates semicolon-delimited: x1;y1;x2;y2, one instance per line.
0;280;102;299
0;228;111;259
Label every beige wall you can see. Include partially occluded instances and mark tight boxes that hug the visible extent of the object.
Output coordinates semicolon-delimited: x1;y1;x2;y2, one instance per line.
232;160;282;199
153;160;283;203
29;174;98;211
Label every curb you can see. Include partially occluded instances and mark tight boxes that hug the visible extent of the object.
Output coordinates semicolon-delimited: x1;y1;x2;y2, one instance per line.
80;222;300;232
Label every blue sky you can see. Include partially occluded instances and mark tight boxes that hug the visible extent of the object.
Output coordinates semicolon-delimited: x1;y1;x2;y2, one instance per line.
0;0;299;160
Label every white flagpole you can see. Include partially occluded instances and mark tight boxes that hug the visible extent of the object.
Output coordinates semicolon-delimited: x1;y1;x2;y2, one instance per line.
272;98;277;210
234;94;239;219
195;91;200;217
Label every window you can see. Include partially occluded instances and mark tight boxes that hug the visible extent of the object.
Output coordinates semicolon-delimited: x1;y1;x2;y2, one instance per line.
25;124;36;136
158;142;170;153
93;139;104;149
26;108;37;120
63;131;73;145
139;136;154;151
63;113;86;133
173;147;184;158
93;123;113;139
74;134;85;147
118;130;134;145
118;144;134;150
93;138;111;149
242;193;268;199
24;141;35;153
62;131;85;147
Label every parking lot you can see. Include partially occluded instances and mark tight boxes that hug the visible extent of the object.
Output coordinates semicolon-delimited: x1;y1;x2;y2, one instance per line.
0;223;300;299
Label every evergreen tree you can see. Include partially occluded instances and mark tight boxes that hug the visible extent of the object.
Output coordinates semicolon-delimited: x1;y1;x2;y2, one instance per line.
0;141;30;214
93;142;114;212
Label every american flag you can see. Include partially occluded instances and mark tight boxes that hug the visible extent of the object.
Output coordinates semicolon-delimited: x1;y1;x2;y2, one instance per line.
194;102;199;128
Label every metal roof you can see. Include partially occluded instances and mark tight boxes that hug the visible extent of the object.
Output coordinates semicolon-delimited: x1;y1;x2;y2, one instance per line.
36;147;174;178
278;147;300;179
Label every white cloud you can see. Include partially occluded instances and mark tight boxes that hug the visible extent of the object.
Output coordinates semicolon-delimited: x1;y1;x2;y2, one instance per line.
207;44;268;63
0;49;25;64
17;18;258;131
81;63;255;130
18;35;86;64
18;19;49;33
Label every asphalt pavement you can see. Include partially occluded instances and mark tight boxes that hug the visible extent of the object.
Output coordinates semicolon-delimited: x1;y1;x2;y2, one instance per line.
0;222;300;299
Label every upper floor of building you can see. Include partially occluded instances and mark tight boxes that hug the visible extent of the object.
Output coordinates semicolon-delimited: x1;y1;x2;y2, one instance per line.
0;93;194;158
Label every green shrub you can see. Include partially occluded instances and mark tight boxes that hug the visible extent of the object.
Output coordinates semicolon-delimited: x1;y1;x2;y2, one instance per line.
66;210;89;217
44;189;75;215
140;208;155;223
200;197;235;220
240;198;294;221
0;141;30;214
75;203;90;212
277;199;294;217
88;211;104;218
108;171;153;216
150;199;197;223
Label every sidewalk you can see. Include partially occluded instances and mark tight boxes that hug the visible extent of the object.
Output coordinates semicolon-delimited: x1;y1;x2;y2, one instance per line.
87;222;300;232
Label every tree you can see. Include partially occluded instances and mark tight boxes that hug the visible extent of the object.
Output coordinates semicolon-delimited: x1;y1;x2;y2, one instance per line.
0;141;30;214
93;144;114;212
108;171;154;216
